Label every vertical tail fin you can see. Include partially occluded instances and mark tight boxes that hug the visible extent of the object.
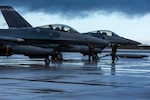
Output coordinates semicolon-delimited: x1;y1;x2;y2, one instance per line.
0;6;32;28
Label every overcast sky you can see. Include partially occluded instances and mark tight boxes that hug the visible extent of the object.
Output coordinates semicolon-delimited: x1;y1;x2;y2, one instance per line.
0;0;150;44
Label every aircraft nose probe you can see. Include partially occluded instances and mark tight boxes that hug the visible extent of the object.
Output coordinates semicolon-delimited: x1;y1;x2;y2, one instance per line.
128;40;141;45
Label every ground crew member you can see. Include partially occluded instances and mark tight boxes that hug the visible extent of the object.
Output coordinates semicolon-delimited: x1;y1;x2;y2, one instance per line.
88;44;95;61
111;43;118;63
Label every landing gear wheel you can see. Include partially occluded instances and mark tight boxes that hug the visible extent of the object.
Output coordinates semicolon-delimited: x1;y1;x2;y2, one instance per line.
51;52;63;60
45;57;50;65
56;53;63;60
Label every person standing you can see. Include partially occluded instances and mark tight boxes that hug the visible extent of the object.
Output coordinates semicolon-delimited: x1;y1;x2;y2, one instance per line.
111;43;118;63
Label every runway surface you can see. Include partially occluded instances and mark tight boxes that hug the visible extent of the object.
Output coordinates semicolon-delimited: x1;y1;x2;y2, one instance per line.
0;51;150;100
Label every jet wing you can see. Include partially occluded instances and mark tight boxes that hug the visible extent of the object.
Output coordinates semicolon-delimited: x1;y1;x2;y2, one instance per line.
0;36;24;42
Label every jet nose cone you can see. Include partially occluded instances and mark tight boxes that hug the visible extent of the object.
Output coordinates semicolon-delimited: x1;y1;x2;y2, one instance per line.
128;40;141;45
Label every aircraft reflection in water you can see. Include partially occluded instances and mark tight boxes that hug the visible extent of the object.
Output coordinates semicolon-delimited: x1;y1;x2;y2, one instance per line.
0;6;109;64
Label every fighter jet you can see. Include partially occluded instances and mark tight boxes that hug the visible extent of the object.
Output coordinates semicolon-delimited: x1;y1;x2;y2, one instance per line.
83;30;140;45
0;6;109;64
0;6;141;61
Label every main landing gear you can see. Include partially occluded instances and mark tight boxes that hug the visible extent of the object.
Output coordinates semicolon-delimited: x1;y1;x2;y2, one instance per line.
51;52;63;60
44;52;63;65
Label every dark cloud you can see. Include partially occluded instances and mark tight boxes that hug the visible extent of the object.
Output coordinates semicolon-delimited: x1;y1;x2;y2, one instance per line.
1;0;150;18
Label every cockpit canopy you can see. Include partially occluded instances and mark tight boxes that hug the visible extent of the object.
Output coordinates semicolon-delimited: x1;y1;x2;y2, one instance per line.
89;30;119;37
38;24;79;33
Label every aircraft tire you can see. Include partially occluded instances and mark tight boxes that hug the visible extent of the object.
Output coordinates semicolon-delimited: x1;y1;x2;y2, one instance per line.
45;57;50;65
56;53;63;60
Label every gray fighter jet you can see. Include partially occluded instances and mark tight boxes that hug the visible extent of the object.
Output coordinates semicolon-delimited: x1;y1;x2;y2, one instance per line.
0;6;141;61
0;6;109;64
83;30;140;45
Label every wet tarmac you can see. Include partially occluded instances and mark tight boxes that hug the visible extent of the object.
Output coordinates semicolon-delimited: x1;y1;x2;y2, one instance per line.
0;52;150;100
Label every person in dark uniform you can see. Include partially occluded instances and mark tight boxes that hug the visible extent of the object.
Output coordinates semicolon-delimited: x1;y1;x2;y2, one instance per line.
88;44;95;61
111;43;118;63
